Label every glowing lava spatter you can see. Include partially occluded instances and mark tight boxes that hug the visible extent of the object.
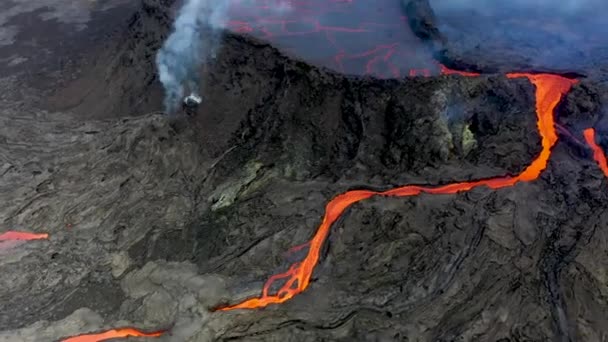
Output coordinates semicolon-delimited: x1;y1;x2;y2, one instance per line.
0;231;48;242
583;128;608;177
61;328;164;342
217;72;577;311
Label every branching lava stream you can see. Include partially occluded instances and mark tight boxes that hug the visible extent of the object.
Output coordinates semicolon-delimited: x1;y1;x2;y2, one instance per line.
217;71;578;311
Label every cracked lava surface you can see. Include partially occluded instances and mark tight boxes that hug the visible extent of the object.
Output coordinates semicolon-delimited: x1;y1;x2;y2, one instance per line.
227;0;434;77
0;231;48;242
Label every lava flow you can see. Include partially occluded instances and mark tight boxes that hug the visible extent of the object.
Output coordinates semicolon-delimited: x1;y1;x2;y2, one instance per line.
584;128;608;177
61;328;164;342
217;72;577;311
0;231;48;242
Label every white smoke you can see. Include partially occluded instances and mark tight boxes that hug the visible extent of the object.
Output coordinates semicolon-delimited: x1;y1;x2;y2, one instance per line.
156;0;231;113
156;0;294;113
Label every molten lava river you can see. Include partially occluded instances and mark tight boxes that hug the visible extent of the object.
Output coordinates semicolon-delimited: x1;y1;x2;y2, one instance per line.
8;1;608;341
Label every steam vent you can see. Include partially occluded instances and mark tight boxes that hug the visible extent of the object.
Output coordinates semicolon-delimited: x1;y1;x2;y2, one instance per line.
2;0;608;341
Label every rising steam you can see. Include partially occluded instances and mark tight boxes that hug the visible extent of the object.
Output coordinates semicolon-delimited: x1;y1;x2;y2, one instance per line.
156;0;230;113
156;0;293;113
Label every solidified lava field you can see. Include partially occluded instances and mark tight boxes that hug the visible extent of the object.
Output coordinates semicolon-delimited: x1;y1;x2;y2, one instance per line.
1;0;608;341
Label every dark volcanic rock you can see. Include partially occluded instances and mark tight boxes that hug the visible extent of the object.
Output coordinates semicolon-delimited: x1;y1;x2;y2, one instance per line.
402;0;608;77
201;33;541;185
44;0;175;119
0;0;607;342
402;0;445;51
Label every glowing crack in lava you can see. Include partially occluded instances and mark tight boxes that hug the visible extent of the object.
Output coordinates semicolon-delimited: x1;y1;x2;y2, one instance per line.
0;231;48;242
61;328;164;342
227;0;434;78
217;72;577;311
584;128;608;177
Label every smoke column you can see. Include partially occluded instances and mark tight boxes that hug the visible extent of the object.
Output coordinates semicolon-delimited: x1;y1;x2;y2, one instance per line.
156;0;231;113
156;0;294;113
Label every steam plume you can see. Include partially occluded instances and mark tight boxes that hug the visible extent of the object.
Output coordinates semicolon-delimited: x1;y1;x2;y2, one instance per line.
156;0;294;113
156;0;231;113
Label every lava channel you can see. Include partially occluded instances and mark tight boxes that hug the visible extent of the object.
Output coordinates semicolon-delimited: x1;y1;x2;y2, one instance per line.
61;328;164;342
217;71;577;311
584;128;608;177
0;231;48;242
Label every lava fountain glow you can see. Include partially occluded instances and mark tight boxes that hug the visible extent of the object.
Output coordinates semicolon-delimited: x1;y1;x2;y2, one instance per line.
0;231;48;242
61;328;164;342
217;71;577;311
584;128;608;177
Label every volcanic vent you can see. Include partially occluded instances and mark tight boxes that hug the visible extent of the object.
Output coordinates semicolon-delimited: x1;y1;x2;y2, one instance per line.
1;0;608;341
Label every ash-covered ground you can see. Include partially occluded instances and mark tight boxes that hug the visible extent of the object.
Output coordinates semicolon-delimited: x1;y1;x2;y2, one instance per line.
1;0;608;341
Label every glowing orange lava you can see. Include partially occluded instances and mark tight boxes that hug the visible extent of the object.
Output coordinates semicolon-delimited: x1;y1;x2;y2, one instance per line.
439;64;480;77
217;72;577;311
0;231;48;242
61;328;164;342
583;128;608;177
